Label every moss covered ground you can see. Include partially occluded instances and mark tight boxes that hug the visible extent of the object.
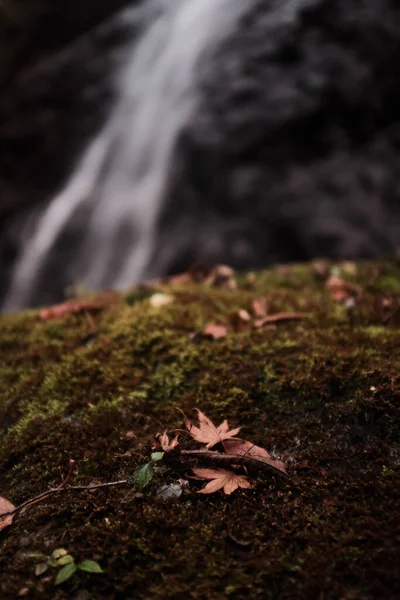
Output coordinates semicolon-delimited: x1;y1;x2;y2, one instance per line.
0;261;399;599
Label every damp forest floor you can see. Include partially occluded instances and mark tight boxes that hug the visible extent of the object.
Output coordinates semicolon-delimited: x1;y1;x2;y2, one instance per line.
0;261;399;600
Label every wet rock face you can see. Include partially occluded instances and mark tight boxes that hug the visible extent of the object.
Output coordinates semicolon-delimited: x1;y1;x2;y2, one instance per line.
0;0;136;204
1;0;400;308
157;0;400;274
0;0;141;300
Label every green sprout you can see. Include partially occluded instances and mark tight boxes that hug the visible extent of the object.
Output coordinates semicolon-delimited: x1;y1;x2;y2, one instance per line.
29;548;103;585
133;451;165;489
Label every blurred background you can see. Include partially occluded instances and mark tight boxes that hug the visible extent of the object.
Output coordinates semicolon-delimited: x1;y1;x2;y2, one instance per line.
1;0;400;311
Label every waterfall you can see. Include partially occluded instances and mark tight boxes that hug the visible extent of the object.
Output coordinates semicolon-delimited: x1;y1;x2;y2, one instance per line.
3;0;251;311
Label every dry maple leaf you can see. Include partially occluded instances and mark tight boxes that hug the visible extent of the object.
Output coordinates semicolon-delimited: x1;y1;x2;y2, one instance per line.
156;430;180;452
184;409;241;449
250;297;269;318
205;265;237;289
192;467;251;495
222;439;271;459
311;260;330;280
165;272;193;286
326;276;362;303
167;264;210;285
0;496;16;532
222;439;288;475
203;324;228;340
39;298;105;320
259;457;288;475
253;312;308;329
229;309;251;331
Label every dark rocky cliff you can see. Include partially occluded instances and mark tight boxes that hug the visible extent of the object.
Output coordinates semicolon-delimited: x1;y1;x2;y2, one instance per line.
0;0;136;290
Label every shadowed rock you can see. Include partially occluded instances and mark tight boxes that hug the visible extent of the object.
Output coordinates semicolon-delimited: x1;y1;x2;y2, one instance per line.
1;0;400;310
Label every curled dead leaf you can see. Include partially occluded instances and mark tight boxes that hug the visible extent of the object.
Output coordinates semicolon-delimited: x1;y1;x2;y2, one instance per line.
167;264;211;285
311;260;330;280
39;298;106;320
0;496;16;532
205;265;237;289
222;439;270;459
253;312;308;329
222;439;288;475
229;309;251;331
165;272;193;286
156;431;180;452
227;531;252;548
326;276;362;303
264;458;289;475
250;297;269;318
193;467;252;495
204;324;228;340
374;295;400;324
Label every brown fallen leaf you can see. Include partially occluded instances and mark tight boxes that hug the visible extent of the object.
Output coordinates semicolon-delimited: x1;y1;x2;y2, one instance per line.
222;439;270;459
166;264;211;286
229;309;251;331
341;261;358;276
374;295;400;324
156;430;180;452
311;260;331;280
273;265;292;278
188;264;212;282
250;297;269;318
205;265;237;289
253;312;308;329
165;272;193;286
227;531;252;548
0;495;16;532
204;324;228;339
183;409;241;449
222;440;288;475
39;298;105;320
326;275;362;303
193;467;251;495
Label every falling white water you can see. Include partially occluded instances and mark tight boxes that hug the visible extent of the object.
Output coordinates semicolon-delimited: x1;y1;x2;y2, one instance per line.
4;0;251;311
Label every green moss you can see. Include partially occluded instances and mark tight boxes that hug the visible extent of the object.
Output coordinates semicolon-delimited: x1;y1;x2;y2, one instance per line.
377;274;400;292
0;261;399;599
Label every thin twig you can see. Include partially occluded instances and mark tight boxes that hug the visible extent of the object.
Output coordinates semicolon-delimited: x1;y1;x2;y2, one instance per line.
0;480;130;520
253;312;309;329
58;459;76;489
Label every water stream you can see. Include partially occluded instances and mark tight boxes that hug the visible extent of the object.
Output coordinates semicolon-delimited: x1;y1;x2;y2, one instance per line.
4;0;251;310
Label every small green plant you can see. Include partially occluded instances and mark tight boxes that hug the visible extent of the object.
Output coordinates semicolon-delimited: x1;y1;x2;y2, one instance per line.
134;452;164;489
29;548;103;585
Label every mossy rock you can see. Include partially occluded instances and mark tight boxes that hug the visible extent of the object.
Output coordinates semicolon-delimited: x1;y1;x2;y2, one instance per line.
0;261;399;599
